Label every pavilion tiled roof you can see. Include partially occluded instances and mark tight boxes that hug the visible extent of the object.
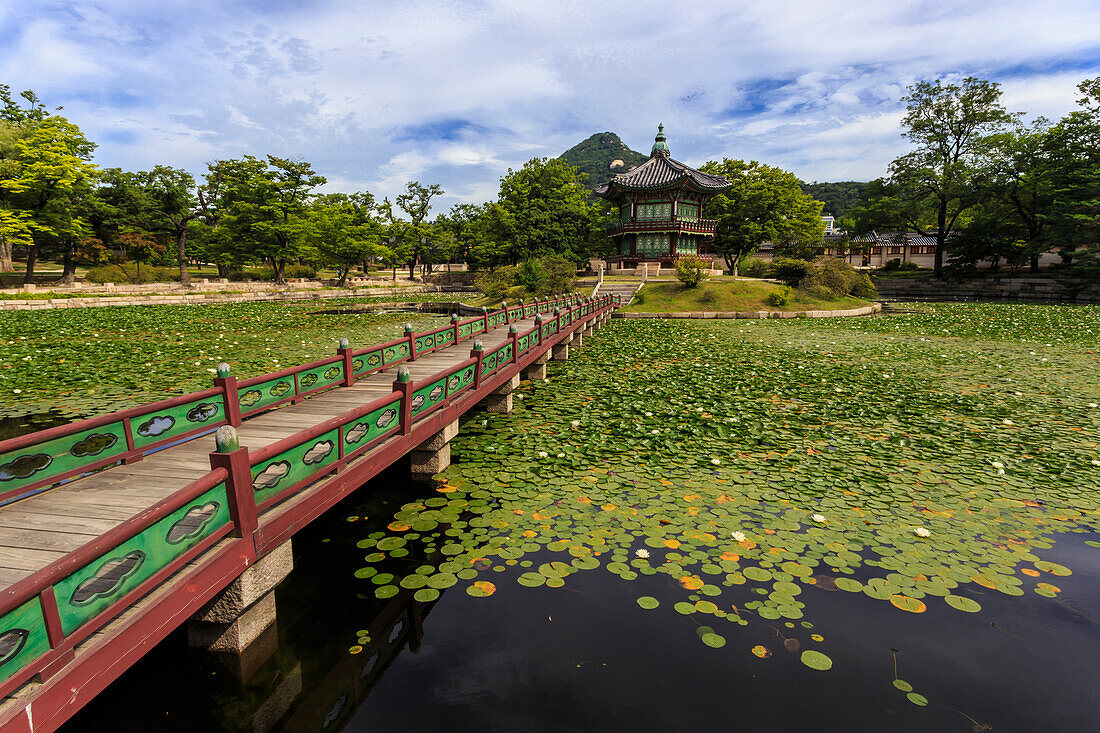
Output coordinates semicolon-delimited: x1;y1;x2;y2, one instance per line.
595;125;732;196
596;151;732;195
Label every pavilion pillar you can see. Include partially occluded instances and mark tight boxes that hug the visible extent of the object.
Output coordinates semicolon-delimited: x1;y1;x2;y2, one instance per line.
188;540;293;680
410;420;459;480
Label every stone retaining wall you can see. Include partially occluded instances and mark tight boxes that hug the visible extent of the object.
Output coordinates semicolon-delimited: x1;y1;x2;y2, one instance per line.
873;276;1100;304
612;303;882;319
0;286;476;311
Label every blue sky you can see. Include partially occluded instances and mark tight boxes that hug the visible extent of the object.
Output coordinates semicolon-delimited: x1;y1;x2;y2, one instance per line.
2;0;1099;211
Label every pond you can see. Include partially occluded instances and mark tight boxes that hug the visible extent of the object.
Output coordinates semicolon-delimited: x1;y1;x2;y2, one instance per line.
60;305;1100;731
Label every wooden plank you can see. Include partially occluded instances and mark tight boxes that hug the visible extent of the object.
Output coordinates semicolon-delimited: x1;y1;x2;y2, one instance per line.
0;546;67;571
0;527;97;553
3;501;138;522
0;510;120;535
0;568;28;587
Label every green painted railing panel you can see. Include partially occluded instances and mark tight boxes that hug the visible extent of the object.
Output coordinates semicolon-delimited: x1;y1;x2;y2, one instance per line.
341;400;401;453
0;597;51;687
354;349;384;377
481;343;513;378
410;378;447;418
457;323;472;339
251;428;340;506
523;306;536;318
446;364;476;396
0;423;127;495
131;396;225;449
297;361;344;394
239;375;294;414
53;483;231;636
488;312;506;328
382;342;410;366
415;330;453;354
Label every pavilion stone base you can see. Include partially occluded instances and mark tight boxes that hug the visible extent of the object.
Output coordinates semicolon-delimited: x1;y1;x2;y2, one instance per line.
486;374;520;414
188;541;293;678
410;420;458;480
522;351;550;381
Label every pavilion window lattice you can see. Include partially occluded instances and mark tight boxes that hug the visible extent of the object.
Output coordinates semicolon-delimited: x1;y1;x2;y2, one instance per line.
638;202;672;221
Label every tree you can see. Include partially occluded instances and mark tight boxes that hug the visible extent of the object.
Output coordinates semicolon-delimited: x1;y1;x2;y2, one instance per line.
392;181;443;277
0;115;99;284
885;78;1014;276
1045;77;1100;269
496;158;594;266
213;155;326;284
136;166;205;286
699;159;824;275
304;192;383;285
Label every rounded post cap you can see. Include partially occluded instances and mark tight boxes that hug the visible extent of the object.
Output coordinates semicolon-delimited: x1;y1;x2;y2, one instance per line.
403;322;413;332
554;308;561;315
216;362;232;378
338;337;350;349
509;324;517;333
501;301;507;309
451;312;459;321
481;306;488;313
472;339;483;351
534;314;542;323
397;366;411;383
214;425;239;453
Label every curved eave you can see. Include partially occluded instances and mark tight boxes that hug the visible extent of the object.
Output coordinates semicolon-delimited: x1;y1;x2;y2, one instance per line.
597;178;732;199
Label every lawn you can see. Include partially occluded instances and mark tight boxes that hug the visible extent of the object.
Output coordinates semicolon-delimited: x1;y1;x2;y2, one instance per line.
623;279;871;312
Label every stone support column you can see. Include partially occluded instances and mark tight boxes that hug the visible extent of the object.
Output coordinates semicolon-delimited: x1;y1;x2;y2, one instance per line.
188;540;293;679
552;341;570;361
485;374;520;414
410;419;459;480
522;350;550;381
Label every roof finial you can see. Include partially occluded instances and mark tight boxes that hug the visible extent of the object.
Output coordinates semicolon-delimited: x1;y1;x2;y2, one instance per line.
651;123;669;155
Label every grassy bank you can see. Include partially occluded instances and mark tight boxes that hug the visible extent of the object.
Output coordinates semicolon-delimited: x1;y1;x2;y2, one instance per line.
623;280;871;313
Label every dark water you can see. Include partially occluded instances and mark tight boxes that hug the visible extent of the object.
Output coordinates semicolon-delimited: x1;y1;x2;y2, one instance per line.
63;462;1100;732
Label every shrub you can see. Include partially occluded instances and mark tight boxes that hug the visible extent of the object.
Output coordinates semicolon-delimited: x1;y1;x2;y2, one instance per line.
740;257;773;278
765;286;792;307
283;265;317;279
516;259;547;291
674;255;710;288
852;272;879;299
86;263;179;284
475;257;576;299
772;257;815;287
698;289;718;305
897;261;921;271
880;258;902;272
226;268;276;282
474;265;518;300
540;255;577;295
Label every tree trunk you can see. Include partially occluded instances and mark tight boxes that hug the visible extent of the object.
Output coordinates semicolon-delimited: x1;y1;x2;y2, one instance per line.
933;206;947;278
176;228;191;288
23;245;37;285
0;238;13;273
1030;252;1040;273
407;260;415;280
273;259;286;286
216;262;228;277
58;244;77;285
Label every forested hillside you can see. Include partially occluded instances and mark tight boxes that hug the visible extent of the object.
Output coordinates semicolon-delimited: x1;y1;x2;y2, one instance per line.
799;181;867;217
560;132;648;190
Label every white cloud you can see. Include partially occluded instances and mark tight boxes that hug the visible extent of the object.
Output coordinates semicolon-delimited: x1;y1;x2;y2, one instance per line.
2;0;1098;209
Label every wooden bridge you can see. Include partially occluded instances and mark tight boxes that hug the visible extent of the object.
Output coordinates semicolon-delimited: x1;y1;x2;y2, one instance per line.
0;293;619;732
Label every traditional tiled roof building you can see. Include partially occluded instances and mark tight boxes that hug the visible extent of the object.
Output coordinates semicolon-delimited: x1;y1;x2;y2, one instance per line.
596;125;732;269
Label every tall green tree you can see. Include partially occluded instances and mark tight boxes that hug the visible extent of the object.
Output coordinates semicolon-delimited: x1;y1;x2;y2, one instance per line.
213;155;326;284
699;159;824;275
304;192;385;285
1045;77;1100;268
135;166;206;286
0;115;98;284
496;158;593;266
391;181;444;277
885;77;1015;276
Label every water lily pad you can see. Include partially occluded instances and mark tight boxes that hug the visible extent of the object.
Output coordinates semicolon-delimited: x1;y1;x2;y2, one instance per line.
414;588;440;603
637;596;660;610
906;692;928;706
944;594;982;613
800;650;833;670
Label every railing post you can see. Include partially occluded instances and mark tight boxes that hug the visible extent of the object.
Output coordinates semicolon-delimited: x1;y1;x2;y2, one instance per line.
210;426;257;542
338;337;355;387
535;314;543;346
510;324;519;363
215;362;242;427
452;312;460;344
519;299;525;318
554;308;561;334
471;340;484;390
405;323;417;362
394;367;413;435
503;301;510;324
481;307;489;333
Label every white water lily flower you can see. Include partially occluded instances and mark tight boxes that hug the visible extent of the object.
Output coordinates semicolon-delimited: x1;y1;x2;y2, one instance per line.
731;531;747;542
645;412;653;417
811;513;826;523
571;420;580;428
1003;419;1014;425
1091;460;1100;466
710;458;721;465
914;527;932;538
557;453;565;458
12;389;21;394
537;451;548;458
1089;403;1099;408
635;549;650;559
991;461;1004;469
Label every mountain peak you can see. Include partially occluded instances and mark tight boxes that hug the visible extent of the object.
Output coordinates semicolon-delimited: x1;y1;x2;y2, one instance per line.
559;132;648;191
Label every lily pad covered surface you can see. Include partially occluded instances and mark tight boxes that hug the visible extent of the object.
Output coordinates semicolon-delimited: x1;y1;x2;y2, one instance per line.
0;298;449;423
355;304;1100;721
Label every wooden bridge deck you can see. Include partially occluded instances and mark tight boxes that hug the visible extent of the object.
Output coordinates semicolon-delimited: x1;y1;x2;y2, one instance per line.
0;318;519;593
0;294;618;733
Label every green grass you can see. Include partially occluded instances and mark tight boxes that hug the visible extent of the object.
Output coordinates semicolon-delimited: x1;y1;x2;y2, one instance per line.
622;280;870;313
